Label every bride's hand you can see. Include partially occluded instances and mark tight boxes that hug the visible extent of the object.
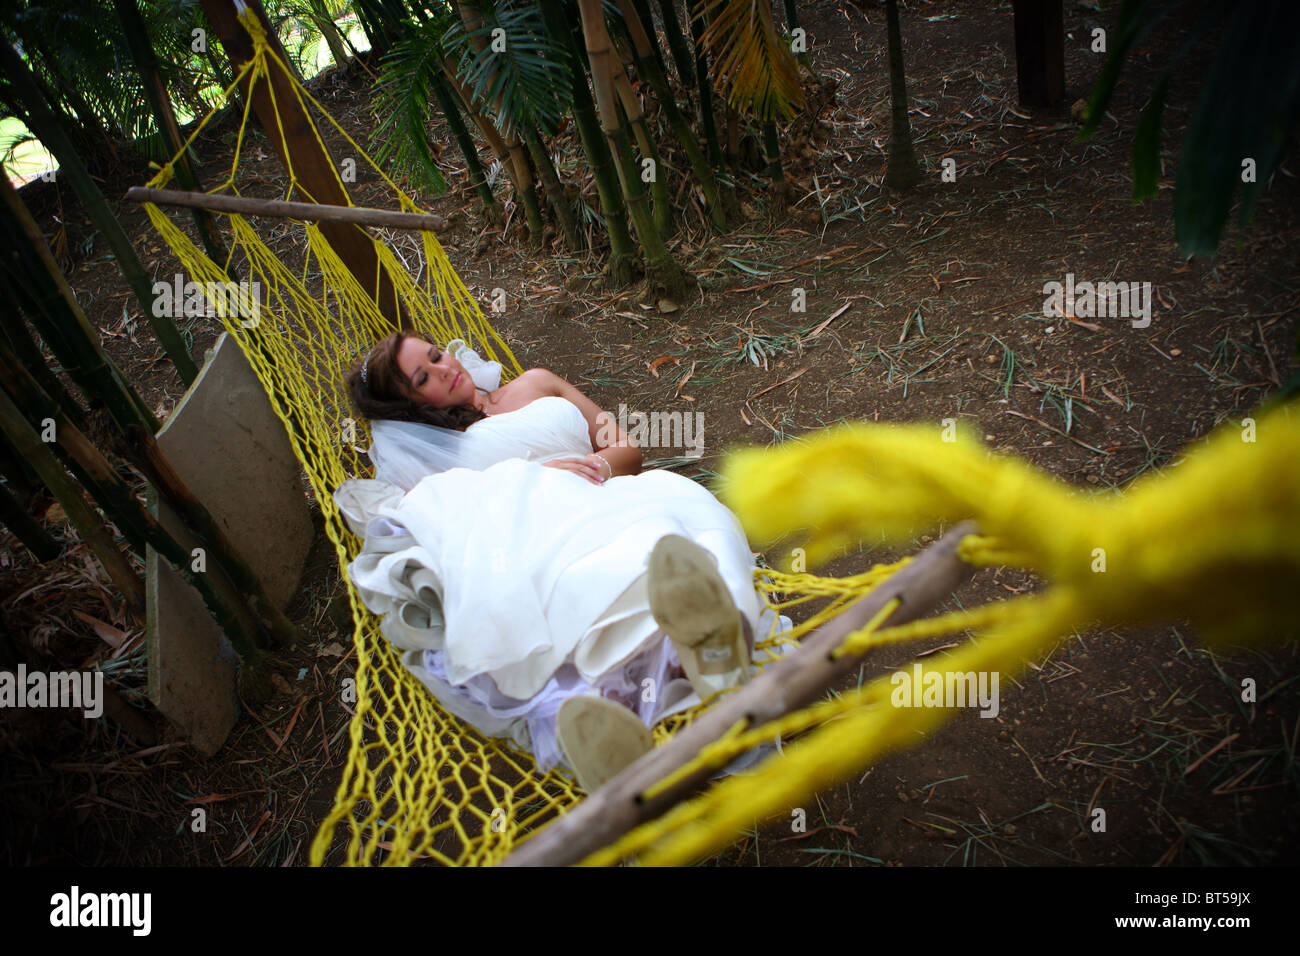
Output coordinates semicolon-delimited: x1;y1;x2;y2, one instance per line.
542;456;607;485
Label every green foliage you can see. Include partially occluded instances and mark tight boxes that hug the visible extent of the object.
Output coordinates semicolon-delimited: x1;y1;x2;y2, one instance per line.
1079;0;1300;256
442;0;572;141
370;13;454;195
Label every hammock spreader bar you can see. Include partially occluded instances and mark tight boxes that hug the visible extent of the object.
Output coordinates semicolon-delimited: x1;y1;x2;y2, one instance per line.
503;521;978;867
124;186;448;233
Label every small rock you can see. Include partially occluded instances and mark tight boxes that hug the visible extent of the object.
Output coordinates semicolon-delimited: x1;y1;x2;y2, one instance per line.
658;298;680;314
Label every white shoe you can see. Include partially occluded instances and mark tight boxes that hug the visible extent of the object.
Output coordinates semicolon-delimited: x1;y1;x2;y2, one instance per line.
647;534;751;699
555;694;653;793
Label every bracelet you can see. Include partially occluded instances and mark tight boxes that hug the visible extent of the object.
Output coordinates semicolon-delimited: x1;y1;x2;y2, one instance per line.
594;454;613;481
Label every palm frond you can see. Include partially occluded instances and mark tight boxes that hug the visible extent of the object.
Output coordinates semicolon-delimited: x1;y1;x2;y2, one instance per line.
443;0;572;141
370;18;452;195
695;0;803;121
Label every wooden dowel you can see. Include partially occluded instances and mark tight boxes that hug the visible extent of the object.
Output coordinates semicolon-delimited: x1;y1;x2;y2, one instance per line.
124;186;446;233
501;521;979;867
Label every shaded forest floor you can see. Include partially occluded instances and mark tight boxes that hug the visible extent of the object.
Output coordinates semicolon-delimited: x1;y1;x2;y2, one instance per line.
2;0;1298;866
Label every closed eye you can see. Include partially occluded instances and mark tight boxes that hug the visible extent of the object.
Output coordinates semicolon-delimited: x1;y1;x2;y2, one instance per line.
415;346;443;389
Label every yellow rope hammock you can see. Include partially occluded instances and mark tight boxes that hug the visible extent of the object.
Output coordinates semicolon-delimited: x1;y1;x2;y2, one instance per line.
136;10;1300;866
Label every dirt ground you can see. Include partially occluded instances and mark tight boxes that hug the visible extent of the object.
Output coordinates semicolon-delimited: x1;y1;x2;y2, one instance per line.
2;0;1297;867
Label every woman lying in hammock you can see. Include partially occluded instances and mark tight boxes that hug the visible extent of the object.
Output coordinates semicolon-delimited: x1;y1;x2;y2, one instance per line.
334;332;788;791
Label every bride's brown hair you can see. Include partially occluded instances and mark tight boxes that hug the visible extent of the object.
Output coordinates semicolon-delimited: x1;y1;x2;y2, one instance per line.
346;331;487;431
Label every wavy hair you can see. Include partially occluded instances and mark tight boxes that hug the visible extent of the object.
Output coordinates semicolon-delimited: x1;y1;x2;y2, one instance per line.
345;332;487;431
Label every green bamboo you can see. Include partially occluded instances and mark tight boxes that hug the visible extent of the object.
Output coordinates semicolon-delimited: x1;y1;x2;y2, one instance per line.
113;0;235;280
616;0;729;230
578;0;689;298
428;67;499;216
541;0;637;284
0;386;145;614
0;40;198;385
688;0;724;168
523;124;584;249
653;0;697;89
0;355;150;558
0;477;60;562
0;174;159;436
883;0;922;190
0;342;283;660
0;306;88;431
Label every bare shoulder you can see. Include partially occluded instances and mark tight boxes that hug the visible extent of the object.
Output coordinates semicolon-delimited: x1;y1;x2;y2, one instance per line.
491;367;567;411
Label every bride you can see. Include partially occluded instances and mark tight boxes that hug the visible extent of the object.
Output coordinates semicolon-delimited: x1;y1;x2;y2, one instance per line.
333;332;786;791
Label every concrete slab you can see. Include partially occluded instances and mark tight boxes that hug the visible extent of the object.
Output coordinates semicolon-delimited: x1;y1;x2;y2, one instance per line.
146;332;312;755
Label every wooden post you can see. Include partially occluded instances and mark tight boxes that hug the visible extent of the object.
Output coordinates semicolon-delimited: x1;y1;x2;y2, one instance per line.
501;522;979;867
199;0;403;324
1012;0;1065;107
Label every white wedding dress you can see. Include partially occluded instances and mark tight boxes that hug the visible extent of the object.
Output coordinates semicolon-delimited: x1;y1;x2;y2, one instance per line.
334;350;787;774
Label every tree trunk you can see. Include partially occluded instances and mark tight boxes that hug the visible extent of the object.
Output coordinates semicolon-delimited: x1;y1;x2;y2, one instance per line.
616;0;728;230
523;126;584;249
451;0;546;244
540;0;638;285
427;67;499;218
654;0;697;90
439;58;545;242
0;477;60;562
577;0;689;300
610;64;672;237
687;1;725;170
0;175;159;435
883;0;922;190
307;0;351;69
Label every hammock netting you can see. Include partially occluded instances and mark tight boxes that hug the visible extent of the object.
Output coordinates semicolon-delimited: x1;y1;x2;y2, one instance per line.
136;11;1300;867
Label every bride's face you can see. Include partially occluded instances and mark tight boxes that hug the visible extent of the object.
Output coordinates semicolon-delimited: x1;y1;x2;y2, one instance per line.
396;337;475;408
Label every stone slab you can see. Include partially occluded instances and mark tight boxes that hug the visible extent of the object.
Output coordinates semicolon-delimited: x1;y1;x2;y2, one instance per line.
146;332;313;754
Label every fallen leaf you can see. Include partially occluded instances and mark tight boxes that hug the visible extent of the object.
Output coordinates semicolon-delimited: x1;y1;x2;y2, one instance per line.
318;642;345;658
748;365;811;401
71;609;128;648
647;356;679;378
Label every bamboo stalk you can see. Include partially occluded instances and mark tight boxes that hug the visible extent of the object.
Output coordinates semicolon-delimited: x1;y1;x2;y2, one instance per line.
0;478;61;562
577;0;689;298
0;174;159;436
0;346;279;661
124;186;446;233
113;0;235;278
615;0;729;230
0;41;198;386
540;0;637;283
0;387;145;614
501;522;979;866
